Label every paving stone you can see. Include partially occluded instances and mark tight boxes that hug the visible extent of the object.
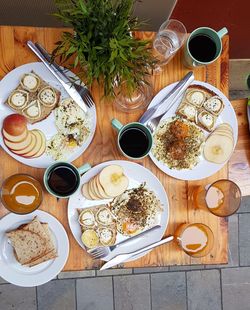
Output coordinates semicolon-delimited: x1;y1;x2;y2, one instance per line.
206;214;239;268
114;274;151;310
238;196;250;213
0;277;7;284
187;270;221;310
0;284;36;310
96;268;132;276
151;272;186;310
239;213;250;266
58;270;96;279
169;264;204;271
37;279;76;310
222;267;250;310
133;267;169;273
77;277;113;310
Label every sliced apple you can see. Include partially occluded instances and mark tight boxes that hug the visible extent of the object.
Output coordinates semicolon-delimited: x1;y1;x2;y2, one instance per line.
204;134;233;164
3;114;27;136
2;128;28;143
94;175;112;199
88;178;102;199
4;131;32;151
23;130;45;158
81;183;93;200
88;179;101;200
32;131;46;158
13;132;37;155
99;165;129;197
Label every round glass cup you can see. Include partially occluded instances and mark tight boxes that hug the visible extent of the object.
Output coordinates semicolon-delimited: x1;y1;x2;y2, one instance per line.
191;179;242;217
1;174;43;215
175;223;214;258
153;19;187;74
114;81;153;112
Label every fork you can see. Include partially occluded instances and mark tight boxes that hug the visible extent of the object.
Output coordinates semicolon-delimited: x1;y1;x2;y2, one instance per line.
146;114;165;133
27;41;94;111
88;225;161;259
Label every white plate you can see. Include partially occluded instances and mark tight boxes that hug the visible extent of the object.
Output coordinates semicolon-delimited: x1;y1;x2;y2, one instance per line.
149;80;238;180
68;160;169;262
0;210;69;287
0;62;96;168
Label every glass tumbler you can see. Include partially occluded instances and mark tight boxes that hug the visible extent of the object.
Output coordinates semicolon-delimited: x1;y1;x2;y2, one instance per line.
153;19;187;73
191;179;242;217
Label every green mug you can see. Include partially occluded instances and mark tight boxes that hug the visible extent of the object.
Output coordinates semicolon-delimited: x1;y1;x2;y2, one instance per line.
183;27;228;68
44;161;91;198
111;119;153;160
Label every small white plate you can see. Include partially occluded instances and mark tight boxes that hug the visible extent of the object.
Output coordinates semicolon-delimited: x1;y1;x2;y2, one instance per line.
0;62;96;168
68;160;169;262
0;210;69;287
149;80;238;180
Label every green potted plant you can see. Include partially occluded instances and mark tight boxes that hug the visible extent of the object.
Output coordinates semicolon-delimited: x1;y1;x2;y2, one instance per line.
52;0;156;98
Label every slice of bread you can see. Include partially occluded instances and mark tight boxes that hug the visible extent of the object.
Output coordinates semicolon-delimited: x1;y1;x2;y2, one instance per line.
6;71;60;124
6;230;47;265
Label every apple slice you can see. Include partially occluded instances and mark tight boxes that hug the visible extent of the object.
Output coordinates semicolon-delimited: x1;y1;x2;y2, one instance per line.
2;128;28;143
99;165;129;197
81;183;93;200
3;114;27;136
94;175;112;199
13;132;37;155
22;130;45;158
204;134;233;164
88;178;102;199
88;179;101;200
4;131;32;151
32;131;46;158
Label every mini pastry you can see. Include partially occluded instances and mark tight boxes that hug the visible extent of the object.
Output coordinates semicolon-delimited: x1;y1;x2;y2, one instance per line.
96;207;114;226
20;73;40;92
22;100;41;120
176;102;197;122
99;227;116;246
38;86;58;107
7;90;29;109
203;96;224;116
79;210;95;228
81;229;99;248
197;110;217;132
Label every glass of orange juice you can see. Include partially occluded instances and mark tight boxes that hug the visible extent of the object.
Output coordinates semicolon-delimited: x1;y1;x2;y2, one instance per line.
175;223;214;257
1;174;43;214
191;179;241;217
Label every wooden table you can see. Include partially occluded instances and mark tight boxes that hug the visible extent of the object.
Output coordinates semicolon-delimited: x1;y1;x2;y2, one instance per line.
0;26;232;270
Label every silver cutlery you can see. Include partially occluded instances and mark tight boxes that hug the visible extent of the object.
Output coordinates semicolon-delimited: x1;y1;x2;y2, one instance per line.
139;71;194;125
100;235;174;270
27;40;94;113
88;225;161;260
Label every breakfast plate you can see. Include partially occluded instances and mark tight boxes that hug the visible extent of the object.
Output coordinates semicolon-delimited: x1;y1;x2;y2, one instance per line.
0;62;96;168
68;160;169;262
0;210;69;287
148;80;238;180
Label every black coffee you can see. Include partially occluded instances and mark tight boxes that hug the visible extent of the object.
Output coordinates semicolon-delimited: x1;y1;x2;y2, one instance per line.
189;34;217;62
48;165;79;196
119;127;150;158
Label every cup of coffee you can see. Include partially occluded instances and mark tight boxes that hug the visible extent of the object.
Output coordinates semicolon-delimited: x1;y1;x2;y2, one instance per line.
44;162;91;198
183;27;228;68
111;119;153;160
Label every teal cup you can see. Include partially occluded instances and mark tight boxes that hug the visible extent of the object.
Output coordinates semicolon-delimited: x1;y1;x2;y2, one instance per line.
44;161;91;198
183;27;228;68
111;118;153;160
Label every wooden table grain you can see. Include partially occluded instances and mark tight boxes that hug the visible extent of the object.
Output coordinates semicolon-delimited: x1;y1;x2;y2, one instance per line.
0;26;231;270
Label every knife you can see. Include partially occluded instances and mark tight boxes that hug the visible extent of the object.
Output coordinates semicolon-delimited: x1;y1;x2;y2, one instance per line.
139;71;194;124
26;40;88;114
100;235;174;270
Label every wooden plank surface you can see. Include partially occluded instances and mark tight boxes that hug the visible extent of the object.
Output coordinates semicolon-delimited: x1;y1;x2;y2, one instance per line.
0;26;230;270
229;99;250;196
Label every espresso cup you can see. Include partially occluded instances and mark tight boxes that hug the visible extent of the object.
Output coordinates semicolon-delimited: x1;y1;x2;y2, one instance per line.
183;27;228;68
111;119;153;160
44;162;91;198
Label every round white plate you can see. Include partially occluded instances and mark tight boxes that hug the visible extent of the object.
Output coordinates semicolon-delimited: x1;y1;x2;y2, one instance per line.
0;210;69;287
68;160;169;262
149;80;238;180
0;62;96;168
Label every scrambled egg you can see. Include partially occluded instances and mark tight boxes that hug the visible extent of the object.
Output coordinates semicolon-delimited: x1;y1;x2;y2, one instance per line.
46;98;90;160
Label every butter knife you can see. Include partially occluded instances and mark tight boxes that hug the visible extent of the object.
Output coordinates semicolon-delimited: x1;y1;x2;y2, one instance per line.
139;71;194;124
27;40;88;114
100;235;174;270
